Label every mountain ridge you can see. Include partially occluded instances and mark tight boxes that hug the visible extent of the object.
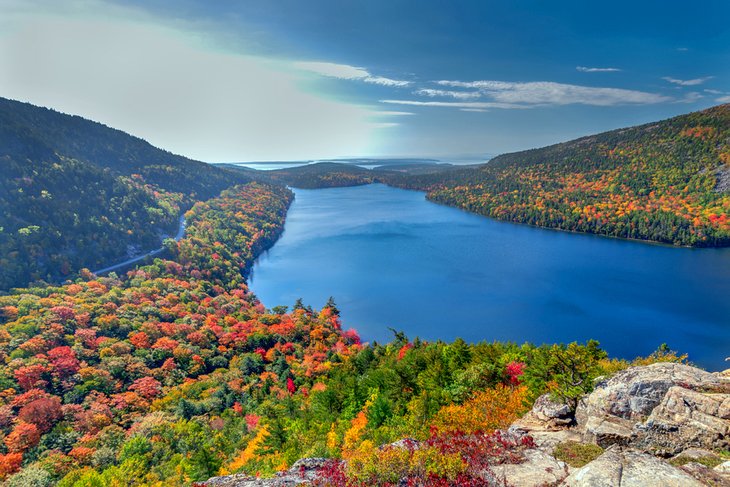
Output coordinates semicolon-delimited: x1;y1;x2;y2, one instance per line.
0;96;248;290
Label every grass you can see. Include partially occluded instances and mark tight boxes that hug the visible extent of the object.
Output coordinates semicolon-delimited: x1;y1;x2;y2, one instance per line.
669;454;725;469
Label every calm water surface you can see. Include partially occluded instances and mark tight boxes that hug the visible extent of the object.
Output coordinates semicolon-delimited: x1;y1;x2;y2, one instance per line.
250;184;730;370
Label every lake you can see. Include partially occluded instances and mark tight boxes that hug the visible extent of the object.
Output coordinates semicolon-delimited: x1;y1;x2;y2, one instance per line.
250;184;730;370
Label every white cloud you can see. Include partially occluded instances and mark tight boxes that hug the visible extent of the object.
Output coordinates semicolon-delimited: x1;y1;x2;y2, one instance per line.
293;61;411;87
717;95;730;104
433;80;670;107
678;92;704;103
662;76;713;86
380;100;529;110
0;2;396;161
415;88;482;100
460;108;488;113
376;111;415;116
677;47;689;52
704;89;723;95
364;76;411;87
576;66;621;73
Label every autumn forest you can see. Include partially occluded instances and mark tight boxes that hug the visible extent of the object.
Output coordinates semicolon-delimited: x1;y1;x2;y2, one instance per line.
0;98;727;485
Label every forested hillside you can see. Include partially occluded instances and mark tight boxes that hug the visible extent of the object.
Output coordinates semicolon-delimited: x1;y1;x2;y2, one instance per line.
421;104;730;246
0;180;685;486
0;98;248;290
231;163;377;189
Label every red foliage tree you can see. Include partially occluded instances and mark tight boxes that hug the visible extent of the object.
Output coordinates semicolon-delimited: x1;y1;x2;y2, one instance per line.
18;395;63;433
397;342;413;361
48;346;80;379
505;361;526;386
286;377;297;395
129;331;151;349
14;364;49;391
50;305;76;322
152;337;179;352
129;376;162;399
0;452;23;480
5;421;41;453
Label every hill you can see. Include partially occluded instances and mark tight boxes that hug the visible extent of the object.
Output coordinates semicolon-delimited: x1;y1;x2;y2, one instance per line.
230;162;376;189
424;104;730;246
0;97;248;290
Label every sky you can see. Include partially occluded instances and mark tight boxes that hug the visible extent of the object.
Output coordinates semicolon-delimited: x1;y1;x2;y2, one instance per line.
0;0;729;162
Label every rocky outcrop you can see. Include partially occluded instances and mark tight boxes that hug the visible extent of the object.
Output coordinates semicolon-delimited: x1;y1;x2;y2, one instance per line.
489;448;572;486
509;363;730;486
636;385;730;454
679;461;730;486
562;446;705;487
515;363;730;454
575;363;729;453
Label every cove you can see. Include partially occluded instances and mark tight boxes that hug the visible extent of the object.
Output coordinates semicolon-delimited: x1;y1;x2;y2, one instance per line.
250;184;730;370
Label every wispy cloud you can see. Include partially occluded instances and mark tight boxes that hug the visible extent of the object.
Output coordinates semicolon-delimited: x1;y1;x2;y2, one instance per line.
414;88;482;100
380;100;529;110
678;92;704;103
662;76;713;86
702;89;730;103
677;47;689;52
376;111;415;116
576;66;621;73
293;61;411;87
430;80;670;107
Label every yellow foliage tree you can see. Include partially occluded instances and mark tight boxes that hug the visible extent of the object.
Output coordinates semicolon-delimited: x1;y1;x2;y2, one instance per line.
220;425;269;475
430;385;528;435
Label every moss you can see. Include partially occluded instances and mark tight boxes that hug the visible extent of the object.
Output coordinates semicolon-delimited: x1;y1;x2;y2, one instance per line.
669;455;724;469
552;441;604;468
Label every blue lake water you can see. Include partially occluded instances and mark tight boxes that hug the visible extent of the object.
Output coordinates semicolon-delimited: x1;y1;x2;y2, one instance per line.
250;184;730;370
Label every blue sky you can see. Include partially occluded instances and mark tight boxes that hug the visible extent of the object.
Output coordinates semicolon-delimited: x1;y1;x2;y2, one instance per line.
1;0;728;161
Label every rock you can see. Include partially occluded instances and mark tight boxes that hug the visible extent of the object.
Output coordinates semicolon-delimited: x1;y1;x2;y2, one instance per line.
200;458;330;486
489;448;572;487
531;393;573;426
679;462;730;486
202;474;258;487
510;393;583;450
517;428;584;451
563;447;705;487
289;457;328;472
573;363;730;451
672;448;724;463
582;416;634;447
576;363;725;425
636;386;730;454
382;438;420;450
716;461;730;475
